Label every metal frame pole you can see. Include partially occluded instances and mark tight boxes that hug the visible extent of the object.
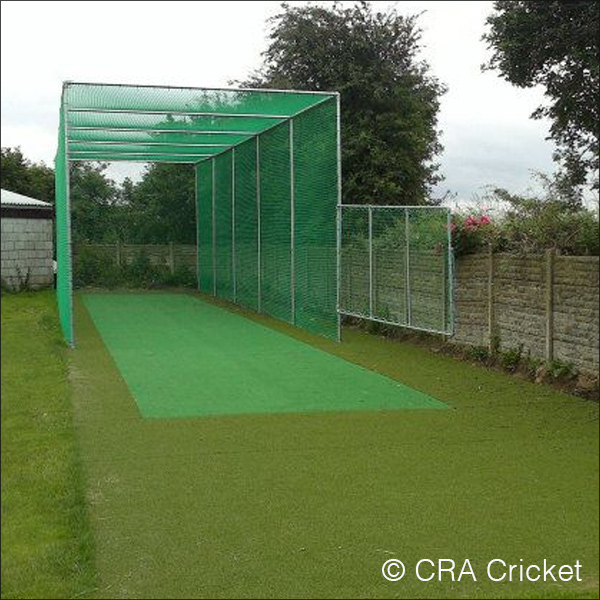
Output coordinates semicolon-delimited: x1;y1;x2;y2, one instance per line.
446;208;455;335
289;119;296;324
405;208;412;326
194;164;200;292
368;206;374;318
211;158;217;296
336;93;342;341
231;149;237;303
256;135;262;313
63;93;74;347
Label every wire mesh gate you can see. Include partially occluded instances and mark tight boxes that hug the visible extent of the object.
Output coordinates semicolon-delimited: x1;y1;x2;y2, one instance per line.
338;204;454;336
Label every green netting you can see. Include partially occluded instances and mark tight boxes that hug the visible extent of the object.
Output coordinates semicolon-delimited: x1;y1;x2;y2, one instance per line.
55;108;73;345
234;139;259;311
192;99;339;339
214;152;233;301
339;205;453;335
56;83;340;344
67;110;284;136
64;84;328;115
293;99;338;338
69;142;225;156
196;161;213;294
70;154;205;163
69;129;253;145
259;122;292;322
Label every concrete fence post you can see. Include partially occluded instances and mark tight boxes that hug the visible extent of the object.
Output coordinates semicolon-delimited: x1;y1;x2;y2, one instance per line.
168;242;175;275
116;241;122;267
545;248;556;363
487;243;496;354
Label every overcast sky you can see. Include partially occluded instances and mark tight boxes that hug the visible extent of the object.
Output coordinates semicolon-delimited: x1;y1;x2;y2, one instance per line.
1;0;556;201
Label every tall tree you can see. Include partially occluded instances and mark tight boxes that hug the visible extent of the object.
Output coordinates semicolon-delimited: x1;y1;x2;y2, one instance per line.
125;164;196;244
484;1;599;193
244;1;446;205
0;147;55;202
70;162;119;243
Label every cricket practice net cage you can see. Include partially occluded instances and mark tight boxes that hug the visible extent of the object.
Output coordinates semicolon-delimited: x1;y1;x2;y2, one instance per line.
55;82;340;345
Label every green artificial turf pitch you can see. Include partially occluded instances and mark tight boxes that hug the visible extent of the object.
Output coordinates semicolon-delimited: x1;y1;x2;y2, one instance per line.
81;293;445;418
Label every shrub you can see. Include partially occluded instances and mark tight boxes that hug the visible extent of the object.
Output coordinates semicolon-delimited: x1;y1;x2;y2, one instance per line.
547;359;578;381
499;344;523;372
162;265;196;288
74;246;122;288
466;345;490;363
452;213;496;255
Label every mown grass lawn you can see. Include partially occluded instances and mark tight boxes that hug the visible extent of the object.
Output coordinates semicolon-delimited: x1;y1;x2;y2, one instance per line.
1;292;96;599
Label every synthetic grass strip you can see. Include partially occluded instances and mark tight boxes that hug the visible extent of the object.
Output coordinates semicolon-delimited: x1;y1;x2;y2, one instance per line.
81;293;445;418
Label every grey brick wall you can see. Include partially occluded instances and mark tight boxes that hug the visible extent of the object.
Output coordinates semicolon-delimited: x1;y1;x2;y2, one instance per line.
1;217;54;289
454;251;599;374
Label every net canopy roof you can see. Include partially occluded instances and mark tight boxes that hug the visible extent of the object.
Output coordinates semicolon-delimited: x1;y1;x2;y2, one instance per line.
61;82;337;164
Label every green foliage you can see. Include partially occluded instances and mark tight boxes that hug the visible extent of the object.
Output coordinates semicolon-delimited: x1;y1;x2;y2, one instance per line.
452;175;600;256
484;1;599;191
523;355;544;378
547;359;578;381
245;1;446;205
162;264;197;288
492;178;600;255
74;246;196;289
73;246;121;288
499;344;524;373
123;164;196;244
70;162;120;243
1;146;55;202
451;213;496;256
466;345;490;363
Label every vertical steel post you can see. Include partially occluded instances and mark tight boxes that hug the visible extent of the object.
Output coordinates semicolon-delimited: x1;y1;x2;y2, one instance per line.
289;119;296;324
368;205;374;318
63;90;74;347
256;135;262;313
194;165;200;292
405;208;412;326
231;149;237;303
336;93;342;341
211;158;216;296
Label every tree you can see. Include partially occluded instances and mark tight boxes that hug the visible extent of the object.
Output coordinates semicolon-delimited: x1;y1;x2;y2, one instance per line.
0;147;55;202
244;1;446;205
70;162;119;243
483;1;600;193
125;164;196;244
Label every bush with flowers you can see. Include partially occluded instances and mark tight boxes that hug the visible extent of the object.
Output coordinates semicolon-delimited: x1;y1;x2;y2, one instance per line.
451;213;496;255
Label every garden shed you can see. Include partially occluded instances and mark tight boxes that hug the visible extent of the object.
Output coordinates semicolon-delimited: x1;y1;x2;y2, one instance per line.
1;188;54;290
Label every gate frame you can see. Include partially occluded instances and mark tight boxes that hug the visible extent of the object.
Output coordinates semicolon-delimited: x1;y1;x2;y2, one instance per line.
337;203;455;337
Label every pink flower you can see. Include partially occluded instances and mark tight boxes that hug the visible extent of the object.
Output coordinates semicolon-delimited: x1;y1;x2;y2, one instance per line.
465;216;478;229
479;215;492;226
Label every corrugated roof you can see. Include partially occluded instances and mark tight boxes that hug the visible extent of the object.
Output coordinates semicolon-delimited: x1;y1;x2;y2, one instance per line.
1;189;52;208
